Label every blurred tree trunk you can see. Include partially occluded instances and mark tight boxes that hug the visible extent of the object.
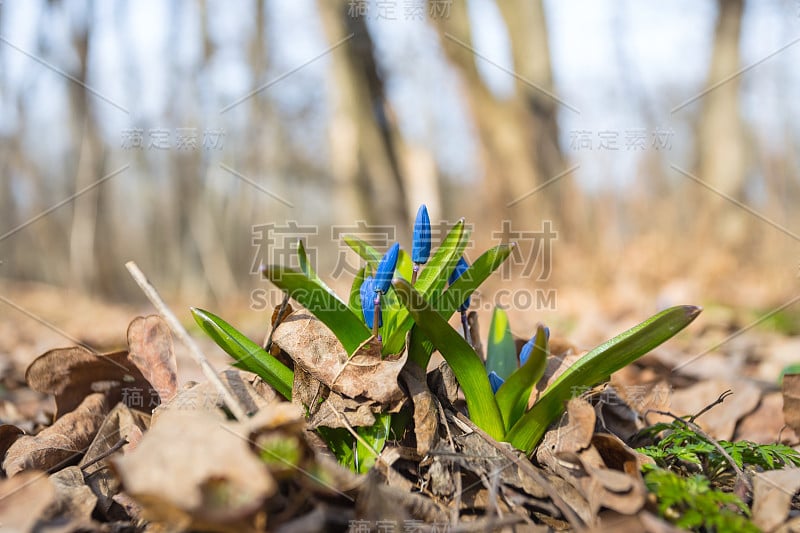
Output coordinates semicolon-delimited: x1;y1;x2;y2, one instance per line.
696;0;748;246
67;2;107;293
318;1;411;231
177;1;238;304
432;0;569;230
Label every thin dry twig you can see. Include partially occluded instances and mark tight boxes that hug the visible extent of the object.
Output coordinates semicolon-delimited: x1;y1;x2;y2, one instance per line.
689;389;733;423
80;438;128;473
125;260;249;421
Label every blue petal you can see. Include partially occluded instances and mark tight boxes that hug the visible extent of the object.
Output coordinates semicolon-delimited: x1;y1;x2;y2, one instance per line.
374;242;400;293
448;256;469;285
488;371;505;394
412;204;431;264
448;257;471;311
360;276;382;328
519;338;535;366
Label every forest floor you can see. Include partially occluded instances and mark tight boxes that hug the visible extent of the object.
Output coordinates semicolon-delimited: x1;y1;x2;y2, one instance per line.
1;279;799;532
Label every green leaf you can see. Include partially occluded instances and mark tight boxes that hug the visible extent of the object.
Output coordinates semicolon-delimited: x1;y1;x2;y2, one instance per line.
496;324;548;430
349;264;368;317
485;307;517;381
396;248;413;282
319;414;392;473
392;278;506;440
317;426;355;469
415;218;470;296
507;305;701;453
382;219;470;355
405;243;516;370
354;413;392;473
406;323;434;370
262;265;371;355
343;235;382;267
191;307;293;400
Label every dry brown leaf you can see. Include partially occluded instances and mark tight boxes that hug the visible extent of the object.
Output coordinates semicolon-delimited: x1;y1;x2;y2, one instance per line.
307;392;382;429
782;374;800;437
25;346;158;419
592;433;653;475
400;365;438;456
355;470;448;524
669;379;761;440
580;435;648;514
273;312;406;403
292;365;400;429
243;401;304;435
537;402;646;519
111;492;145;524
597;509;685;533
45;465;98;523
4;392;109;477
737;392;798;444
0;470;55;531
239;403;312;481
775;516;800;533
537;397;596;457
591;386;643;442
114;409;276;530
126;315;179;402
0;423;23;460
752;468;800;532
428;361;459;407
79;402;150;518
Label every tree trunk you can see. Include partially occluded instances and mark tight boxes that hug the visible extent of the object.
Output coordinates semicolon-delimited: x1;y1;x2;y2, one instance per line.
318;0;412;232
432;0;569;230
67;4;105;293
695;0;748;246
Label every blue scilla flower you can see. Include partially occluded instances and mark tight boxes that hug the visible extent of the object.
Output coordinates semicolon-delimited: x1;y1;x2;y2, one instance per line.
374;242;400;294
488;371;505;394
520;327;549;366
412;205;431;264
360;276;382;329
448;257;471;311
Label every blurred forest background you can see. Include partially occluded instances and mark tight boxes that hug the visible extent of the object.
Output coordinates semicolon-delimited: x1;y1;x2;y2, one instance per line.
1;0;800;338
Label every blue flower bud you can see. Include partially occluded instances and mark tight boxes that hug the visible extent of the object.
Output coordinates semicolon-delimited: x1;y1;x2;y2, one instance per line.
448;257;471;311
374;242;399;293
412;204;431;264
360;276;382;328
520;327;549;366
488;371;505;394
520;337;535;367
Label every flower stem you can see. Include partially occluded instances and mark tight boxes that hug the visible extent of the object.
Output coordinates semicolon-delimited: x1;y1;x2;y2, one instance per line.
411;263;420;285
